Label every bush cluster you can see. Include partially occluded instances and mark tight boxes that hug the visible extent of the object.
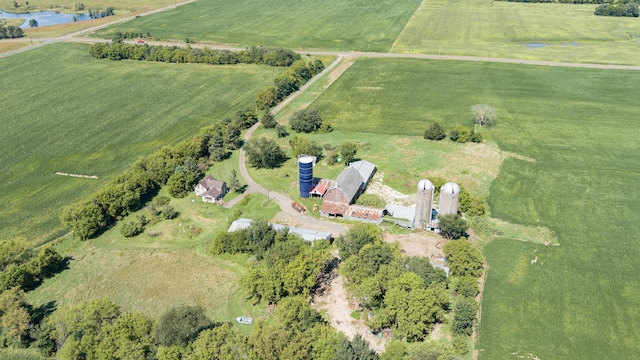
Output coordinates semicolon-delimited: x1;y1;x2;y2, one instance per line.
0;245;65;293
595;2;639;16
0;25;23;39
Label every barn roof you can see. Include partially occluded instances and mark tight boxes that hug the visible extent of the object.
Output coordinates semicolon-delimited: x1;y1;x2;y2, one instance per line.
384;204;416;223
350;160;376;184
330;167;363;203
320;201;349;216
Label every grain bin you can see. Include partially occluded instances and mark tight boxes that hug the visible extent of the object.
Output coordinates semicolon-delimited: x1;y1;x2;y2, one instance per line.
298;156;314;198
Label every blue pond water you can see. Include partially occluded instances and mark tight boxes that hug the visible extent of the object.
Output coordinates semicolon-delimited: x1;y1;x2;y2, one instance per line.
0;9;90;28
526;43;546;49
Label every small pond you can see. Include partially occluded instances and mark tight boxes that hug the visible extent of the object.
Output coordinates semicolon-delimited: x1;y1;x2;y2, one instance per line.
0;9;90;28
526;43;546;49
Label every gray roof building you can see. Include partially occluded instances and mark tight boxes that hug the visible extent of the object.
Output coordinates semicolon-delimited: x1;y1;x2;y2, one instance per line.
350;160;377;185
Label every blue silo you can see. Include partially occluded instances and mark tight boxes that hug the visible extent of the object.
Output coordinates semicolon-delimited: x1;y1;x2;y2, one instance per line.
298;156;314;198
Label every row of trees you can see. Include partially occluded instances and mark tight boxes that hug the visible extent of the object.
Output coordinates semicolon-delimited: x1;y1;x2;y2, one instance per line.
21;296;382;360
90;43;301;66
255;60;325;110
442;239;484;337
0;242;66;349
0;24;23;39
60;107;258;240
88;7;115;19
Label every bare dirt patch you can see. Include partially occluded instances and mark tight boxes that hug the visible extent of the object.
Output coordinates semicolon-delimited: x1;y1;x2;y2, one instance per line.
365;171;415;206
54;171;98;179
382;231;445;259
312;273;389;353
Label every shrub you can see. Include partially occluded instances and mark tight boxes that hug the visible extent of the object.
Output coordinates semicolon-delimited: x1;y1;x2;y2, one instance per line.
260;111;277;128
454;125;471;143
424;122;446;140
275;124;288;138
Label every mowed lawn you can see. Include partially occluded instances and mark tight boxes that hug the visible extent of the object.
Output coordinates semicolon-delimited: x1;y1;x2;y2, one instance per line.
0;43;281;244
90;0;423;52
308;58;640;358
392;0;640;65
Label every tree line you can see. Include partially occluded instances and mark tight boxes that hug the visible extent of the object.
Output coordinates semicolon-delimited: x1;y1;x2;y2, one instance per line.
60;108;258;240
4;295;384;360
255;60;325;110
90;43;301;67
0;241;65;294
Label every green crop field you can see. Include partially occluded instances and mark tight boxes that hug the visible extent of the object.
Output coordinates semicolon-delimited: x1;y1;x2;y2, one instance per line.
392;0;640;65
0;43;281;244
302;58;640;358
90;0;423;52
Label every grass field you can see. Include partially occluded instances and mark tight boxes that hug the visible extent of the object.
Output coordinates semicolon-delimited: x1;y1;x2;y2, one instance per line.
0;0;177;15
0;43;281;244
90;0;423;52
299;58;640;358
392;0;640;65
0;40;30;54
27;192;279;330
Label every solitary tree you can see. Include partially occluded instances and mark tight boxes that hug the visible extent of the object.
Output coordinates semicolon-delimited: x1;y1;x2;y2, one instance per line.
244;137;286;169
28;19;38;27
261;110;277;129
289;108;322;133
470;104;497;127
340;141;358;165
228;169;242;193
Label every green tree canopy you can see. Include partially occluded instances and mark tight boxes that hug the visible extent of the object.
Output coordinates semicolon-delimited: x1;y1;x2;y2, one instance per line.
340;142;358;165
451;297;477;336
289;109;323;133
442;239;484;277
437;214;467;240
154;305;213;347
336;223;380;260
190;322;249;360
244;137;286;169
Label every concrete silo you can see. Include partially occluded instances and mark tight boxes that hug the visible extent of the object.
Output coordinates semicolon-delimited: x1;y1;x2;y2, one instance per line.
414;179;434;229
298;156;314;198
439;182;460;216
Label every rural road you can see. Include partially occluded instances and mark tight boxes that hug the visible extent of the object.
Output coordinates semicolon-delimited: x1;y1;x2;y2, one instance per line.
223;55;348;236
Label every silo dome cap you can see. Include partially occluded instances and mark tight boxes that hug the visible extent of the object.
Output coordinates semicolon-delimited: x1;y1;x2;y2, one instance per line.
417;179;434;191
298;156;314;163
441;182;460;194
